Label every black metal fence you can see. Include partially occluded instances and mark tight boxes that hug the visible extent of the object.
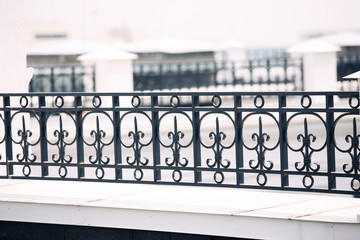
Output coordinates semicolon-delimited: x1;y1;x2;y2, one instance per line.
133;57;303;91
0;91;359;195
29;65;96;93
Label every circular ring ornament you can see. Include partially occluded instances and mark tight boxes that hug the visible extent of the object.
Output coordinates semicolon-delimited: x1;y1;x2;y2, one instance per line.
172;169;182;182
349;95;360;109
300;95;312;109
214;171;225;184
351;178;360;191
23;165;31;177
212;95;222;108
302;175;314;189
95;167;105;179
58;166;68;178
131;96;141;108
134;168;144;181
55;96;64;108
256;173;268;186
92;96;102;108
254;95;265;109
170;95;180;108
20;96;28;108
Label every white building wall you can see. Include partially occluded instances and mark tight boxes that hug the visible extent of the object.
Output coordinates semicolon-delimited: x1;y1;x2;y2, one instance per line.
0;0;32;92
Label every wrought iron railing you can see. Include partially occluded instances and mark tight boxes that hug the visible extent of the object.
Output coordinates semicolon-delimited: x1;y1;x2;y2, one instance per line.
133;57;303;91
29;65;96;93
0;91;359;195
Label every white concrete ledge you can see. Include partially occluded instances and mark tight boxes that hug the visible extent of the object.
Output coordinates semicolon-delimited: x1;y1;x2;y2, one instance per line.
0;180;359;240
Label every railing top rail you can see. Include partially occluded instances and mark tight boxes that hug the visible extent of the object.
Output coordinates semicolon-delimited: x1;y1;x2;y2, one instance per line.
0;91;358;97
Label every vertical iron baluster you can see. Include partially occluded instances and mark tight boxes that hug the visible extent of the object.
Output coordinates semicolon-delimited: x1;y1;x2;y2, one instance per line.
213;62;218;87
192;95;201;183
235;95;244;184
283;57;288;86
151;96;161;181
196;62;200;89
249;59;253;86
158;64;163;91
92;66;96;92
4;96;13;176
50;68;55;92
177;64;181;89
71;67;76;92
279;94;289;187
75;96;84;178
113;96;122;180
232;61;236;86
326;95;336;190
300;57;304;91
266;59;271;87
39;96;48;177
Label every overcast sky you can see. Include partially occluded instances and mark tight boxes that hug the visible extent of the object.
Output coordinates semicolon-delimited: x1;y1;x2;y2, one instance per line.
24;0;360;47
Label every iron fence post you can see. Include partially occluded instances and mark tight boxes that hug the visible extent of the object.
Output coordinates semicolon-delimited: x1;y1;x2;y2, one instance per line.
283;57;288;86
235;95;244;184
196;62;200;88
152;96;161;181
213;62;218;87
279;94;289;187
4;96;13;176
326;94;336;189
158;64;163;91
50;67;55;92
113;96;122;180
75;96;84;178
266;59;271;86
299;58;304;91
92;66;96;92
71;67;76;92
249;60;254;86
192;95;201;183
39;96;48;177
231;61;236;86
177;64;181;89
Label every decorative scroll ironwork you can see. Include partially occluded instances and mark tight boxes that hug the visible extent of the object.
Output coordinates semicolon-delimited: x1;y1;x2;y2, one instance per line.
199;114;235;184
120;116;152;181
11;114;40;177
286;116;326;189
335;117;360;191
47;115;76;178
83;115;114;179
159;115;192;182
242;116;279;186
0;91;358;195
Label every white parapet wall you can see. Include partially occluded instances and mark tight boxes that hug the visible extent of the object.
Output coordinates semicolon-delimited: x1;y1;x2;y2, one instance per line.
0;0;33;92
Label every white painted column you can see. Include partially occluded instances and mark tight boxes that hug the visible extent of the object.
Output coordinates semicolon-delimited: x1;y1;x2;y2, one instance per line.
78;47;137;92
0;0;33;92
287;40;340;92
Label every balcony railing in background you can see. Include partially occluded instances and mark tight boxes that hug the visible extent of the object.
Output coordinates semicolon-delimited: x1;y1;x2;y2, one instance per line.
245;47;287;60
337;51;360;91
29;65;96;93
133;57;304;91
0;91;359;195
